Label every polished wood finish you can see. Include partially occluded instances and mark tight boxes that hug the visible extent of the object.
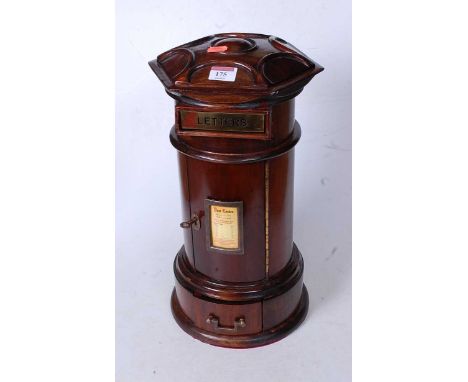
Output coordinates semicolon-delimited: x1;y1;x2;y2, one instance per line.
177;153;194;267
149;33;323;106
174;243;304;303
186;158;265;282
150;33;323;348
170;120;301;164
171;285;309;348
171;244;308;348
263;267;304;330
175;279;263;336
268;150;295;276
171;100;296;163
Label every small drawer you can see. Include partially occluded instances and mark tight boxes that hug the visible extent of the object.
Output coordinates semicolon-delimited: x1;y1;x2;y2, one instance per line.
175;280;262;336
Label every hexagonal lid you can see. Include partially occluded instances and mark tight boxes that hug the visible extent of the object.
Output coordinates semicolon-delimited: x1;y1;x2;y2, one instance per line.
149;33;323;105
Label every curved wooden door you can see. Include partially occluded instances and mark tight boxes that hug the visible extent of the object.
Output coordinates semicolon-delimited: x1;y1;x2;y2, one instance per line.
186;157;266;282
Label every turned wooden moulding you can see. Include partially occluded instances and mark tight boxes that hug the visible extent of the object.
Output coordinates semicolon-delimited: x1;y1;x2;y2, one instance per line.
149;33;323;348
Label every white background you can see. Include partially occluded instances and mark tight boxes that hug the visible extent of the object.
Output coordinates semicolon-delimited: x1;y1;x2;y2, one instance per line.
116;1;351;381
2;1;468;382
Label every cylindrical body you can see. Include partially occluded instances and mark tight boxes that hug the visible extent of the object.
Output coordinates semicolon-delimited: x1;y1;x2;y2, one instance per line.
177;99;295;282
149;33;323;348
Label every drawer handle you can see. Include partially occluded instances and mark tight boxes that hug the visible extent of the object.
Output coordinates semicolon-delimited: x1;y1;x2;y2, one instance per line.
180;214;200;230
206;314;246;332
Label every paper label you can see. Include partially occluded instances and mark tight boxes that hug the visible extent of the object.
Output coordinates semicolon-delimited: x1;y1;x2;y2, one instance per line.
208;66;238;82
210;205;239;249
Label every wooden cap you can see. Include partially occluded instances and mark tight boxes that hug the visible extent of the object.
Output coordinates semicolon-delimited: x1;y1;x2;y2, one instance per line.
149;33;323;106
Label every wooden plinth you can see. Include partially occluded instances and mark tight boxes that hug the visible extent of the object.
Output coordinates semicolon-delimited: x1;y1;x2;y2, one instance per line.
170;244;309;349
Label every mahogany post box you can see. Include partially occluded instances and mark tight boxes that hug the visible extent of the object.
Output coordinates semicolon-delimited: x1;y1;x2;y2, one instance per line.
149;33;323;348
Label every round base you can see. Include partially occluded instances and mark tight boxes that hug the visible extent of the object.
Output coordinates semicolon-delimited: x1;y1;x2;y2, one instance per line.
171;285;309;349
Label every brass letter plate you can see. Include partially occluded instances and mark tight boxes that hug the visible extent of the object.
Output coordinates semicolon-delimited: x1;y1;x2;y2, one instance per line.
205;199;244;255
180;110;265;133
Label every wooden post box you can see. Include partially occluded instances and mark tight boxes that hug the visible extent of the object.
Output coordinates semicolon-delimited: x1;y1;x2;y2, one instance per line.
149;33;323;348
